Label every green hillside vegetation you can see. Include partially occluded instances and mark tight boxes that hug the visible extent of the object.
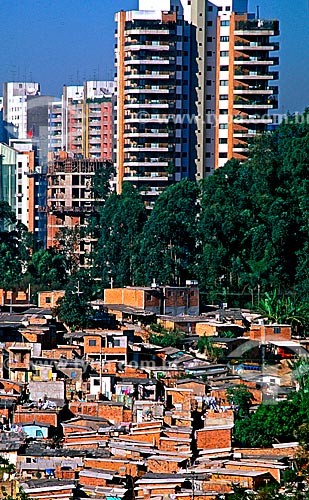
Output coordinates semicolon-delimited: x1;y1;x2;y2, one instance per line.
1;111;308;329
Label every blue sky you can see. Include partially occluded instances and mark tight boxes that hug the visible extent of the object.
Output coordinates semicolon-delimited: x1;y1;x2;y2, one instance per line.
0;0;308;113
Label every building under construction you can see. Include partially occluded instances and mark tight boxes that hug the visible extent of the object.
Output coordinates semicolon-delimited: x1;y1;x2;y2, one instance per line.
46;152;113;267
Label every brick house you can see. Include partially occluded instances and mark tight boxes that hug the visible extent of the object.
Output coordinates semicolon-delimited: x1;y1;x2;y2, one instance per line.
195;411;234;451
104;284;199;316
37;291;65;309
83;331;128;366
249;324;292;342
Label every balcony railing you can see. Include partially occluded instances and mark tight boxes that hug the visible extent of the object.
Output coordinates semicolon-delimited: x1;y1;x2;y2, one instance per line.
235;19;279;34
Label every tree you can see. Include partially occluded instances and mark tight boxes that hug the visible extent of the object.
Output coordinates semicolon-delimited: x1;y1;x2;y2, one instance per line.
137;179;199;286
149;327;185;349
27;247;69;292
196;112;309;308
0;203;32;290
93;182;147;287
197;336;225;361
226;384;254;417
233;387;309;447
56;270;95;330
256;290;309;335
91;161;115;202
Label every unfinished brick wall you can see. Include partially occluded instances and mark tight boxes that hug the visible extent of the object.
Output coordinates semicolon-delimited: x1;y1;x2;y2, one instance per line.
249;325;291;342
13;410;58;427
147;458;184;474
69;401;125;424
196;427;232;450
84;457;138;477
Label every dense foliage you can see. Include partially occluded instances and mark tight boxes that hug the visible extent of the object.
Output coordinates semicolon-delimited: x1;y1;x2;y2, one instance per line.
233;385;309;447
0;112;308;324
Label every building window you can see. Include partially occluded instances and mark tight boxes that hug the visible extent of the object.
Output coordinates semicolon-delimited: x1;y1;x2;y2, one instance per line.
221;20;230;26
219;138;228;144
220;51;229;57
219;124;228;129
114;339;121;347
147;294;152;301
220;95;229;100
219;109;228;114
207;37;212;42
274;327;281;334
220;80;228;86
93;378;100;386
207;21;213;26
168;291;173;297
88;339;97;346
45;297;51;304
208;5;213;11
219;152;228;158
220;36;229;42
220;65;229;71
207;66;212;71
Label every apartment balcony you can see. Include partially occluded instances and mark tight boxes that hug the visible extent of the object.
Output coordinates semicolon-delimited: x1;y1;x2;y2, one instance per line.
125;73;171;80
235;70;279;80
233;147;249;154
124;146;169;152
234;57;279;65
234;41;280;51
124;103;170;110
233;115;273;124
140;189;164;197
123;160;169;167
123;174;171;182
88;111;102;117
88;138;102;145
125;29;171;36
125;88;172;94
234;19;279;36
234;85;278;94
125;43;171;51
124;116;169;124
124;57;171;65
124;132;169;138
234;101;277;109
233;128;258;138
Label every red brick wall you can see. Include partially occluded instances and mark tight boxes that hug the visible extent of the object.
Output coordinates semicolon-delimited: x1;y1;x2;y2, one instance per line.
79;475;107;487
249;325;291;342
147;459;183;474
84;335;102;355
196;427;232;450
225;462;281;482
84;458;138;476
69;401;125;424
38;291;65;309
13;410;57;427
233;446;298;458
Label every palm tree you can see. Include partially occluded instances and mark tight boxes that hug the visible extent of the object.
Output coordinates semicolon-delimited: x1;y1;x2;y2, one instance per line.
256;290;309;334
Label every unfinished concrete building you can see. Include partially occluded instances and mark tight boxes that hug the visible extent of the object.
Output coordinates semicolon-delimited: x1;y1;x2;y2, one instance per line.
46;152;112;266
